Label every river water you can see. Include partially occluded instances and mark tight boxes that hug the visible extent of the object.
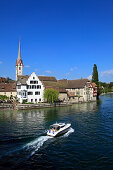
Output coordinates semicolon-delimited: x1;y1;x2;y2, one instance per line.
0;94;113;169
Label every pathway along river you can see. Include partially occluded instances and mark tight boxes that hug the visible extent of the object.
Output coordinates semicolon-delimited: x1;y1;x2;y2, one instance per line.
0;94;113;169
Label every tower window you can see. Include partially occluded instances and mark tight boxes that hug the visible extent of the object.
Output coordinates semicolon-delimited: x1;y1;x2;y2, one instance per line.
19;67;21;70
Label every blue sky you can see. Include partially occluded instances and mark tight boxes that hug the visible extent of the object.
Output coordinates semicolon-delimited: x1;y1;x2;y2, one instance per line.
0;0;113;82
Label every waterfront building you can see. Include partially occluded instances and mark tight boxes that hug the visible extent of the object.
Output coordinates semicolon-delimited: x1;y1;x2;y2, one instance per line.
58;79;97;103
0;82;16;97
17;72;45;103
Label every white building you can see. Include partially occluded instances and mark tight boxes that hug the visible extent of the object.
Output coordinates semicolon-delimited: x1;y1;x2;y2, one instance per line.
17;72;44;103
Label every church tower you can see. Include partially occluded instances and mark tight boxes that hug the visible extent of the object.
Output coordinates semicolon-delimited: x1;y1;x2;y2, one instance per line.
16;39;23;81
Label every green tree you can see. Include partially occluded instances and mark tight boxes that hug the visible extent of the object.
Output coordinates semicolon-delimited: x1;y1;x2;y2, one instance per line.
44;88;59;103
0;95;9;101
92;64;99;85
92;64;99;98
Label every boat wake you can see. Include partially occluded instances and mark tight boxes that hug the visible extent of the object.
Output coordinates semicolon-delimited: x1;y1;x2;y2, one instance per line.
24;135;53;156
23;127;74;157
0;127;74;167
63;127;74;137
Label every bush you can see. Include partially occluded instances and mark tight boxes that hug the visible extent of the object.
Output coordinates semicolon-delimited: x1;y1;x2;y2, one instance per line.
22;99;27;104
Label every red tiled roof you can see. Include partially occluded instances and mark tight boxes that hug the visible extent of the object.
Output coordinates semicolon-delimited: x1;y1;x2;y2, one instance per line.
38;76;57;82
0;82;16;92
91;83;97;88
0;78;7;83
58;79;89;89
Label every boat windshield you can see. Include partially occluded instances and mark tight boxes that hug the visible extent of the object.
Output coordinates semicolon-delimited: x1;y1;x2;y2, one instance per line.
50;125;60;130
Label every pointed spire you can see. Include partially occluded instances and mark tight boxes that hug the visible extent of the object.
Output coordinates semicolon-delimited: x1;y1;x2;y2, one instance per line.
17;38;21;61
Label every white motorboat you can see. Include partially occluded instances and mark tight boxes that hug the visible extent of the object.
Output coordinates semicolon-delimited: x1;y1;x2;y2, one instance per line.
47;122;71;137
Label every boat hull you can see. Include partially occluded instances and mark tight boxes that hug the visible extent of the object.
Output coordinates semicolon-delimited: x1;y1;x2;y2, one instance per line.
47;123;71;137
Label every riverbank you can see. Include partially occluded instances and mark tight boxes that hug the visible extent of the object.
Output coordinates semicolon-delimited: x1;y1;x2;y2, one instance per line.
0;102;72;110
100;92;113;96
0;100;99;110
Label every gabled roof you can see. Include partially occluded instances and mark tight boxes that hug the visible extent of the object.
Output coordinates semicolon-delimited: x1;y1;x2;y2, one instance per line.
58;79;89;89
91;83;97;88
43;81;67;93
17;75;29;85
0;82;16;92
67;79;89;88
17;75;58;85
38;76;57;82
0;77;7;83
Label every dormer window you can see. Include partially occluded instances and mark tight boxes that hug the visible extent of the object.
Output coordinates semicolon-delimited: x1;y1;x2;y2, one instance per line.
33;77;35;79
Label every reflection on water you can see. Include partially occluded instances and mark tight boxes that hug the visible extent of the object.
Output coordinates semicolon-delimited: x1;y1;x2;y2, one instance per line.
0;95;113;169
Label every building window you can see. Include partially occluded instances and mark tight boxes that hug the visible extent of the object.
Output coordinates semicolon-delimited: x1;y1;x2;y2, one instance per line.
28;92;33;95
30;81;33;84
35;99;37;103
37;85;41;89
19;67;21;70
35;91;40;95
18;85;21;89
32;85;36;89
39;98;41;102
31;99;33;102
30;80;38;84
34;81;38;84
33;77;35;79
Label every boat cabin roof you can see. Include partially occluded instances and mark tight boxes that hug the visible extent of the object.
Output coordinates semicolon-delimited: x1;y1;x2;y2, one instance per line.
50;123;65;129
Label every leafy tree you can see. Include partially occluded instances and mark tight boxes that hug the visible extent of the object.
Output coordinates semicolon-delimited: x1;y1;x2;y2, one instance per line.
44;88;59;103
92;64;99;98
